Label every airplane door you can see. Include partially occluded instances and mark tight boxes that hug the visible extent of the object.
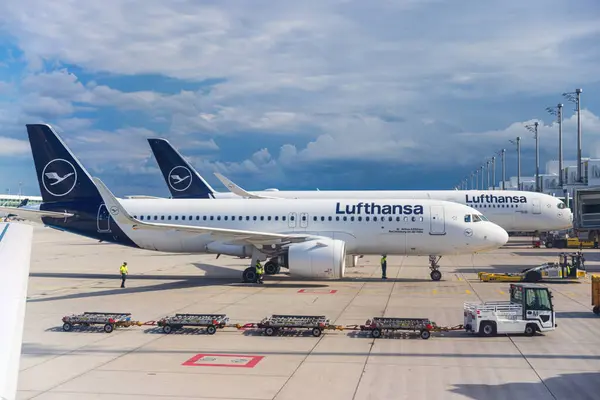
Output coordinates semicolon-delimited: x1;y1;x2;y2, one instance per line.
532;198;541;214
429;205;446;235
300;212;309;228
288;212;297;228
97;204;111;233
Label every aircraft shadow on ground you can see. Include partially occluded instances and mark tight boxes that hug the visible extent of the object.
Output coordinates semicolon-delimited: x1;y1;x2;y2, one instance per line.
448;372;600;400
455;262;600;276
555;311;599;319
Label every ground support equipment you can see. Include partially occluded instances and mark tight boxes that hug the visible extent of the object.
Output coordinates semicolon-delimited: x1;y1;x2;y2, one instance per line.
592;276;600;315
357;317;435;339
61;312;140;333
478;252;586;283
157;313;229;334
239;314;341;337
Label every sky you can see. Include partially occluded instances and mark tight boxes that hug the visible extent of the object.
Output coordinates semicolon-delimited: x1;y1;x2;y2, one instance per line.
1;0;600;197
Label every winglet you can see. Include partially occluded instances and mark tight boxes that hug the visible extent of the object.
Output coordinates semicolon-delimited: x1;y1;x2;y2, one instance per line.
213;173;280;199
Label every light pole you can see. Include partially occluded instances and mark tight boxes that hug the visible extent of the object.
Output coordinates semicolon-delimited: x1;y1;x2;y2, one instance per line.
491;156;496;190
471;172;474;190
563;88;583;183
546;103;564;187
509;137;521;190
476;169;479;190
486;160;490;189
500;149;506;190
525;122;540;192
480;165;484;189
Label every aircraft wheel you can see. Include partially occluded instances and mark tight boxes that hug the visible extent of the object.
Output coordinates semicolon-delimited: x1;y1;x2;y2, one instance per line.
264;261;280;275
243;267;257;283
430;270;442;281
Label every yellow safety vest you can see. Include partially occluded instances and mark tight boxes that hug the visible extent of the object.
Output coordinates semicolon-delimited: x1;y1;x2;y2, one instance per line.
255;262;264;275
381;257;387;265
120;265;128;274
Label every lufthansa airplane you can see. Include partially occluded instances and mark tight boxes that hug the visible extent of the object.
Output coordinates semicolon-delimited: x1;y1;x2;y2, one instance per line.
147;138;573;233
6;124;507;283
0;222;34;400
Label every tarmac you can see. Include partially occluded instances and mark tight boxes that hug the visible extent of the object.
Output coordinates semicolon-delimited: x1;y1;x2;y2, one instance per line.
16;223;600;400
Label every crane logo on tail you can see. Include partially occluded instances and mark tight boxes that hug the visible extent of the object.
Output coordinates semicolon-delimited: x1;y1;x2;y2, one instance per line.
168;166;192;192
42;159;78;197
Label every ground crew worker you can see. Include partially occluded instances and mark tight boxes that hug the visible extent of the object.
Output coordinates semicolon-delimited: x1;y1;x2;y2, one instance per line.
255;260;264;284
380;255;387;279
120;262;128;288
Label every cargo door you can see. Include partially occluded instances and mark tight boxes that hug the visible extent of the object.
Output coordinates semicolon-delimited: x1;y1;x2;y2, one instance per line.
429;205;446;235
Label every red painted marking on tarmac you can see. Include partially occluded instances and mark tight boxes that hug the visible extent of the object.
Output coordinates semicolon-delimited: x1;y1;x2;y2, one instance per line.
297;289;337;294
182;353;264;368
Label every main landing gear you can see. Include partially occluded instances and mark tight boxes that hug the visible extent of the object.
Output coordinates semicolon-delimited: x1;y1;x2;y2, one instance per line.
242;257;282;283
429;255;442;281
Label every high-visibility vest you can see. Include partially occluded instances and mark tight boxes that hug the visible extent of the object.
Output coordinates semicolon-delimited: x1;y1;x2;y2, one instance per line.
381;256;387;266
120;265;128;274
255;261;264;275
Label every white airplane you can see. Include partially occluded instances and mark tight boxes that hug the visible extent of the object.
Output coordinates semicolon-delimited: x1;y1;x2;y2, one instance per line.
0;222;34;400
5;124;508;283
145;138;573;234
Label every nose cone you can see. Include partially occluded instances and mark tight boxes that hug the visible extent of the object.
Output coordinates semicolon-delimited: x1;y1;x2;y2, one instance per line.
471;222;508;252
488;223;509;248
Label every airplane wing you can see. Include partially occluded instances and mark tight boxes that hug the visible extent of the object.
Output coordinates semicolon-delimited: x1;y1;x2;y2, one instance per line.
213;172;282;199
0;222;34;400
93;178;312;246
0;206;74;224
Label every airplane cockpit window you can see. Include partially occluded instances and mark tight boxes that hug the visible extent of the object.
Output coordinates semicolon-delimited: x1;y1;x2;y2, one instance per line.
472;214;482;222
478;214;489;221
557;202;566;209
464;214;471;223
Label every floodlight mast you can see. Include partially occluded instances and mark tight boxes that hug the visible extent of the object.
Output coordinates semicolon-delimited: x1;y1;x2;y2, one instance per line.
546;104;564;187
525;122;540;192
509;137;521;190
491;156;496;190
563;89;583;183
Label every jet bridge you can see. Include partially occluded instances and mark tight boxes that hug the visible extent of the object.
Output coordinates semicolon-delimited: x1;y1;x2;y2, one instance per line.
573;187;600;240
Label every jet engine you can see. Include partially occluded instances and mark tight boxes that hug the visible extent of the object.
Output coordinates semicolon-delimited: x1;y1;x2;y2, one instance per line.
280;238;346;279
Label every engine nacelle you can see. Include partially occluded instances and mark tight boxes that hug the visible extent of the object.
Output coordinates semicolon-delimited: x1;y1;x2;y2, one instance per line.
283;238;346;279
205;242;253;258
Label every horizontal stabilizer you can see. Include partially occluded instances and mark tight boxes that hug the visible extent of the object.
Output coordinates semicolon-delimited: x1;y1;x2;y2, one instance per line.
213;173;281;199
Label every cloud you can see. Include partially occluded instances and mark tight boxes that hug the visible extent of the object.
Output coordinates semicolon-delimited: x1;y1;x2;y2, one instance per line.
0;136;29;155
1;1;600;194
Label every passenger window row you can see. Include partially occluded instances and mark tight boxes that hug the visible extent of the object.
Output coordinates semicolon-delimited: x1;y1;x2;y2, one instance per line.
472;204;519;208
133;214;426;223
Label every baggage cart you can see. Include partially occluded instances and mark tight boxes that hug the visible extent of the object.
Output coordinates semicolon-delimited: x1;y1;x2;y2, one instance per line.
157;313;229;334
359;317;434;339
255;314;333;337
61;312;139;333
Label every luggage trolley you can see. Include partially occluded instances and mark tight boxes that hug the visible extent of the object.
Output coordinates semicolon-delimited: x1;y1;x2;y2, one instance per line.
360;317;434;339
61;312;138;333
257;314;332;337
157;313;229;334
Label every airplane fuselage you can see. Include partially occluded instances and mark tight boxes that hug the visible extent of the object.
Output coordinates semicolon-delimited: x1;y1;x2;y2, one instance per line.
43;198;508;257
208;190;572;232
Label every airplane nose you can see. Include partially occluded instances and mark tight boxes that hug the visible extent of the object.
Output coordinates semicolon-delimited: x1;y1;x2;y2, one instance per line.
490;224;509;248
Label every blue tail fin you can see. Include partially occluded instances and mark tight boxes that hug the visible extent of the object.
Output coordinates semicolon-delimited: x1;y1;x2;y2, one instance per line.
147;138;217;199
27;124;101;203
26;124;137;247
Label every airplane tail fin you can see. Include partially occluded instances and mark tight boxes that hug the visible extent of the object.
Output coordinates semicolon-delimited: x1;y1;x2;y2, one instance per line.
26;124;102;204
147;138;217;199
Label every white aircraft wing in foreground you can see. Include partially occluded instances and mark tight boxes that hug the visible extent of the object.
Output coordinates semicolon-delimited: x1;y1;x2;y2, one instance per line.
0;222;34;400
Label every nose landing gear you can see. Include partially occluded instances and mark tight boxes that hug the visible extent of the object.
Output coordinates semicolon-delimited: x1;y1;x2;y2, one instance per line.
429;255;442;281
